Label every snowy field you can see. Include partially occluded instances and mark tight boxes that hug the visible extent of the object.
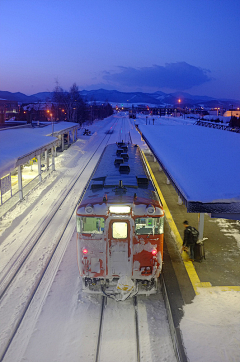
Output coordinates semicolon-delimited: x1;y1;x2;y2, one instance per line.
0;113;240;362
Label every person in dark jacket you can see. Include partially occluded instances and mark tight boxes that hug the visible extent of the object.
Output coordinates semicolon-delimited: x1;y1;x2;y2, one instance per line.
183;220;195;261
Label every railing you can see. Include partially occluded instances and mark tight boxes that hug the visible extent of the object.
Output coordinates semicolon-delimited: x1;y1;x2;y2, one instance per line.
194;120;240;133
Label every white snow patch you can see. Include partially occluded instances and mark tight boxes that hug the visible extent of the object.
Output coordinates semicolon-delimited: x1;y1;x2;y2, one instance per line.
180;288;240;362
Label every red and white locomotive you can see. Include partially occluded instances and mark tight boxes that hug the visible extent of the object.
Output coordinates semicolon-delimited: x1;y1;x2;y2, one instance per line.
76;142;164;300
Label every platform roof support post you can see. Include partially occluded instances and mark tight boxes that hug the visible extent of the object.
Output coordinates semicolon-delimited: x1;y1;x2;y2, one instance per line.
67;132;69;146
51;147;55;171
177;195;183;205
154;157;157;162
75;128;78;140
37;154;42;182
72;129;75;142
18;165;23;200
45;150;48;162
159;165;162;171
198;213;204;240
46;150;49;170
62;134;64;152
166;177;171;185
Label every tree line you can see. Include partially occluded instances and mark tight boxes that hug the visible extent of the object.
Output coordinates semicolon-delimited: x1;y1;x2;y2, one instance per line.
17;83;113;125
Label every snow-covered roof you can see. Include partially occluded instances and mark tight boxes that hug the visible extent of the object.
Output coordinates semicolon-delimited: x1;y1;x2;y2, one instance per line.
31;121;79;137
77;143;159;210
0;122;79;179
138;124;240;218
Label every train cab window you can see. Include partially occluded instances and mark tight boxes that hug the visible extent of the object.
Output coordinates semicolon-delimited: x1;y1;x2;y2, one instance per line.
76;216;105;234
112;222;128;239
135;217;164;235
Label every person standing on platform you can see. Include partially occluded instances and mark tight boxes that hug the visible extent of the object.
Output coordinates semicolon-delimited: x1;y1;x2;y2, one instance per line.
182;220;196;261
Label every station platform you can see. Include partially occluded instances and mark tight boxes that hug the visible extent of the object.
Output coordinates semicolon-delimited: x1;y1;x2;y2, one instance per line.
146;152;240;296
145;153;240;360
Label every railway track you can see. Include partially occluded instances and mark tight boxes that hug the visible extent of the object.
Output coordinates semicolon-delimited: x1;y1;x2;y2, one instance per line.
93;281;184;362
0;116;185;362
0;124;118;362
95;296;141;362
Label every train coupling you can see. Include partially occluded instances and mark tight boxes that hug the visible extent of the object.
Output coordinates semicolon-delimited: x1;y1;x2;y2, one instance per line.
117;275;134;293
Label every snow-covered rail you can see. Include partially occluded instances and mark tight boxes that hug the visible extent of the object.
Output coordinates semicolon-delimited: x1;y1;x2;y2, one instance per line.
95;296;141;362
0;124;119;362
0;115;179;362
94;291;178;362
95;296;107;362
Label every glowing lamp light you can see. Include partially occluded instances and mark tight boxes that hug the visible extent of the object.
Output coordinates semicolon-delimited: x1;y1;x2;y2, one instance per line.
109;206;131;214
152;249;157;255
82;248;88;254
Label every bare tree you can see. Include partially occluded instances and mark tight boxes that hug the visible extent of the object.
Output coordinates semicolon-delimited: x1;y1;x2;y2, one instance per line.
52;82;86;125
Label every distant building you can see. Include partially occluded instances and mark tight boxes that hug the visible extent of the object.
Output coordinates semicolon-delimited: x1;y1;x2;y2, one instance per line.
0;99;19;124
22;102;53;122
224;109;240;118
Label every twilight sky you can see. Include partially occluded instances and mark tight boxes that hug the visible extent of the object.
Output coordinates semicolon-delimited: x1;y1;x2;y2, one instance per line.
1;0;240;99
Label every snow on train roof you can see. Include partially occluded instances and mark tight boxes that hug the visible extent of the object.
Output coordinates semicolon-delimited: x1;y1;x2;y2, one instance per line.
0;122;78;179
138;124;240;216
82;143;157;204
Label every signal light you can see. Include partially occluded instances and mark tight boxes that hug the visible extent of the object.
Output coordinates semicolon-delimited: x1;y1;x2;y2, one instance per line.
82;248;88;254
151;249;157;255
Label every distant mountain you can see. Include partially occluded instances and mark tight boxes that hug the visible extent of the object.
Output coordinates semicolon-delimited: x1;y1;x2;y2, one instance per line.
1;89;239;108
79;89;160;105
31;92;53;101
0;91;39;103
169;92;215;102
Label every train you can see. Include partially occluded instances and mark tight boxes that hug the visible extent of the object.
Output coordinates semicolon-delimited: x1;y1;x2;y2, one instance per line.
76;142;164;300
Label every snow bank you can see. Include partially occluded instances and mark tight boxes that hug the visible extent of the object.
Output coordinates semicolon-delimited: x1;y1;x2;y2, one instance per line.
180;288;240;362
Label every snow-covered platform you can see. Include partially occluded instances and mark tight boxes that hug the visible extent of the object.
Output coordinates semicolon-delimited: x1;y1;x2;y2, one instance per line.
0;122;79;179
138;124;240;219
147;154;240;362
0;122;79;213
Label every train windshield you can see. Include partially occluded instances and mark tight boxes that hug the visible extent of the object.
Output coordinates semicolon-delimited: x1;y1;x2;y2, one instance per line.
76;216;105;234
135;217;164;235
112;222;128;239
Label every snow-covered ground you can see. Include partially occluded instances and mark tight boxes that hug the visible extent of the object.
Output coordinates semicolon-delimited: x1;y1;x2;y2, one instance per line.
0;113;240;362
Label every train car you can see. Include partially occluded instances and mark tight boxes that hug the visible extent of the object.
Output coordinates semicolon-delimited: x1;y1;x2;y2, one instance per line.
76;142;164;300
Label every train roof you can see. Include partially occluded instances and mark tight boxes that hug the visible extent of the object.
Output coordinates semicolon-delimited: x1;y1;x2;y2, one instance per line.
78;143;160;208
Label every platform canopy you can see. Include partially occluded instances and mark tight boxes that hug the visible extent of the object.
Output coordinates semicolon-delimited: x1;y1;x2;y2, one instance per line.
0;122;78;179
33;121;79;137
138;124;240;220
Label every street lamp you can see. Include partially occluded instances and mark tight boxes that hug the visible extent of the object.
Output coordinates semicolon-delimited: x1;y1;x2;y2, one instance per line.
51;113;54;136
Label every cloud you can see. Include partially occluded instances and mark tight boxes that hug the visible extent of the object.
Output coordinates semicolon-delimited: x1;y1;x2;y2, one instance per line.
103;62;212;91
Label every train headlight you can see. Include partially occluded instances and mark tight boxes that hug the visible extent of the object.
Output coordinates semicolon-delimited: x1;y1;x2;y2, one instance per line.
109;206;131;214
151;249;157;255
146;205;155;215
85;204;93;214
82;248;88;254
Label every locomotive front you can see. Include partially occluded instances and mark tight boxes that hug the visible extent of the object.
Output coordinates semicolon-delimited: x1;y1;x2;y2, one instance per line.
76;143;164;300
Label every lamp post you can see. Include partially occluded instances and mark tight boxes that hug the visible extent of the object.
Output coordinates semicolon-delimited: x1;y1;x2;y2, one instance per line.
178;99;181;117
51;113;54;136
